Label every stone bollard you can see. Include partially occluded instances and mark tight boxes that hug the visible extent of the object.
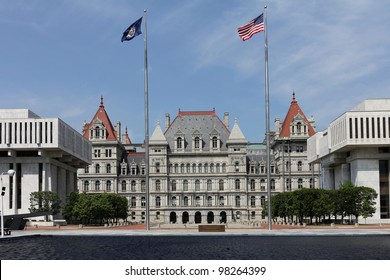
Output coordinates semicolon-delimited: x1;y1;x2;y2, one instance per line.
104;223;108;227
79;224;83;229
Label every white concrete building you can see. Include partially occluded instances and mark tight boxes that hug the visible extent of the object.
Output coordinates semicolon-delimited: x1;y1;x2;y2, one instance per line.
307;99;390;222
0;109;91;218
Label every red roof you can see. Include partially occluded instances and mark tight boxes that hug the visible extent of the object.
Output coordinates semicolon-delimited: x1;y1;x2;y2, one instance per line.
123;127;132;145
83;96;118;141
279;93;315;138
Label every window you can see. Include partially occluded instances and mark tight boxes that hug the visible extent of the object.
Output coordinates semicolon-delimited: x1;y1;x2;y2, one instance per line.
251;196;256;207
155;162;160;173
216;163;220;173
210;163;214;173
121;166;127;175
204;163;208;173
260;196;265;206
207;179;212;191
222;163;226;173
260;179;266;191
309;178;313;189
121;180;126;192
251;211;256;220
235;196;240;207
192;164;196;173
94;149;101;158
212;136;218;148
296;145;303;152
235;179;240;190
207;196;212;207
83;181;89;192
131;197;136;207
184;196;189;206
194;137;200;149
155;180;161;191
195;180;200;191
298;178;303;189
131;180;136;192
106;164;111;174
141;197;146;208
235;162;240;172
105;149;112;157
286;178;291;190
141;180;145;192
219;196;224;206
250;179;256;191
219;179;224;191
177;137;182;149
84;166;89;174
195;196;201;207
95;164;100;174
171;196;177;207
181;164;185;173
156;197;161;208
286;161;290;172
171;180;177;191
106;180;111;192
297;161;303;171
183;180;188;191
186;164;190;173
95;181;100;191
271;179;275;190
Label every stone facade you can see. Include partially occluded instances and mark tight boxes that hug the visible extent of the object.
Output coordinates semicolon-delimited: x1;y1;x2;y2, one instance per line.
78;94;320;225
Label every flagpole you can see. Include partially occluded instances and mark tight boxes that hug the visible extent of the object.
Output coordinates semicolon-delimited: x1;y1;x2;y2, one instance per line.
143;9;150;231
264;6;272;231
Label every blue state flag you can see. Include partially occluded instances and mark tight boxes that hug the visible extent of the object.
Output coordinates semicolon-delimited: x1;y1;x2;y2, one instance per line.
121;17;142;42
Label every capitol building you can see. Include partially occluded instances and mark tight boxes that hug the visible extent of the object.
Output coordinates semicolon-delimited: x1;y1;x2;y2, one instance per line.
77;93;320;225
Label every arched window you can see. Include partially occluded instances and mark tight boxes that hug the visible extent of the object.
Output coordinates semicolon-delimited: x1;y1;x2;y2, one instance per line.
235;179;240;190
95;181;100;191
141;180;145;192
195;196;201;207
95;164;100;174
171;180;177;191
183;180;188;191
212;136;218;148
83;181;89;192
121;180;126;192
155;162;160;173
156;197;161;208
260;179;266;191
171;196;177;206
184;196;189;206
251;196;256;207
141;197;146;208
222;163;226;173
177;137;182;149
207;196;212;206
298;178;303;189
219;179;224;191
106;180;111;192
260;195;265;206
216;163;220;173
250;179;256;190
95;127;100;138
106;163;111;174
204;163;208;173
271;179;276;190
195;180;200;191
207;179;212;191
131;197;136;207
219;196;224;206
235;196;240;207
131;180;136;192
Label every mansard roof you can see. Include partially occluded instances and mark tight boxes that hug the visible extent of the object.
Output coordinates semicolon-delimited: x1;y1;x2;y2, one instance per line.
165;109;230;151
279;92;315;138
83;96;117;141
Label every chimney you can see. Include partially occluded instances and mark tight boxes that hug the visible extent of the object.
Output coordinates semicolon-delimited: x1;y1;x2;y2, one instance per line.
223;112;229;129
165;113;170;130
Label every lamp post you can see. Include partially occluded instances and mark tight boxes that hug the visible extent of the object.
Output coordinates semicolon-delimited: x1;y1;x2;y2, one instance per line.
1;169;15;237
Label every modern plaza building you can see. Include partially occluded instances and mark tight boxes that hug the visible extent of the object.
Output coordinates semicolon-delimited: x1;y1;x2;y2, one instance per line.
78;94;320;225
307;99;390;222
0;109;91;217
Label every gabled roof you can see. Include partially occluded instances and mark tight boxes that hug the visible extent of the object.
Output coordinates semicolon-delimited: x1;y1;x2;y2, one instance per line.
123;127;132;145
279;92;315;138
82;96;117;141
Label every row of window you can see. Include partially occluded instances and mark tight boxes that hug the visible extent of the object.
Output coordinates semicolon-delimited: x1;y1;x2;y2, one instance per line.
82;177;314;193
129;195;266;208
93;148;112;158
348;116;390;140
175;136;220;151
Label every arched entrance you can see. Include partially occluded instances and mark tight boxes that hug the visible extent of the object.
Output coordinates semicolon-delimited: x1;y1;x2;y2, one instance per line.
182;211;189;224
195;211;202;224
220;211;227;223
169;212;177;224
207;211;214;224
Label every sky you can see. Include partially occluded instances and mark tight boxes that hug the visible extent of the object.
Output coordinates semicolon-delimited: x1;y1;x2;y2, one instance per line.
1;0;389;143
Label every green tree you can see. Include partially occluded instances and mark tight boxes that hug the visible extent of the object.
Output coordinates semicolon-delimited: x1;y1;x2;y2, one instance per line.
62;192;80;223
29;191;61;216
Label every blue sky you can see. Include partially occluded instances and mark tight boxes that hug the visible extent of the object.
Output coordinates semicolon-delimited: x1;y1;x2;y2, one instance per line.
1;0;389;143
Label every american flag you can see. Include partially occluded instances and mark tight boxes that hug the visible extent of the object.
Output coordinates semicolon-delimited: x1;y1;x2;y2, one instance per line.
237;13;264;41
